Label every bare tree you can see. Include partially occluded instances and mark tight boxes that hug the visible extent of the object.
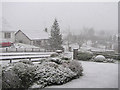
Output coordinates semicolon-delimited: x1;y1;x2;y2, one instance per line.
77;34;85;49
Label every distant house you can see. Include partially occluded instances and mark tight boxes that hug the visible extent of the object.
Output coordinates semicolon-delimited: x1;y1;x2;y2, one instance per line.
1;18;16;43
15;30;50;48
15;30;32;45
0;30;15;43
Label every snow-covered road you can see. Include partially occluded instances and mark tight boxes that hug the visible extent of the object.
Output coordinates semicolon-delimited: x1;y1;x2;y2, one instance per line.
47;61;118;88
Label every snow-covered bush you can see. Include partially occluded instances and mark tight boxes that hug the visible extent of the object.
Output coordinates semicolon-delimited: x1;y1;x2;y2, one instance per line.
2;58;83;89
2;65;22;88
12;62;37;88
49;58;62;64
2;70;22;88
94;55;106;62
39;58;49;64
68;60;83;76
0;65;2;89
19;60;33;65
77;51;93;61
56;50;63;54
61;60;83;76
91;55;116;63
105;59;115;63
50;53;59;57
61;56;71;60
30;61;77;88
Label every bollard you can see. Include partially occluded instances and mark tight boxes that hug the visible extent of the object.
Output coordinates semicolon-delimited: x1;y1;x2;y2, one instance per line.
73;49;78;60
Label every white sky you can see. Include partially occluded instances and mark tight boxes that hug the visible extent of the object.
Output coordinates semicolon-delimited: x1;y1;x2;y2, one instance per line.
2;2;118;34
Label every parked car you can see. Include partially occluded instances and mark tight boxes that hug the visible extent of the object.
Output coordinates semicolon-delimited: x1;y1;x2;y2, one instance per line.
0;40;13;47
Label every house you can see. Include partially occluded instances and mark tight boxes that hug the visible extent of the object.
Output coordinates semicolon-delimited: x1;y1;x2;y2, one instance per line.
15;30;50;48
15;30;32;45
1;17;16;43
0;30;15;43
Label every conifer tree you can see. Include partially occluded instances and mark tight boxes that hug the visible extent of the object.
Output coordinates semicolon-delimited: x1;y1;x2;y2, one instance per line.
49;19;63;50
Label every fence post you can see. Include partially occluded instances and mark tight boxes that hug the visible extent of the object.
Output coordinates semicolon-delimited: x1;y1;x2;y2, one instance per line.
73;49;78;60
29;58;31;61
44;49;46;52
32;48;34;52
10;59;12;63
6;48;8;52
69;47;72;52
16;48;17;52
24;48;26;52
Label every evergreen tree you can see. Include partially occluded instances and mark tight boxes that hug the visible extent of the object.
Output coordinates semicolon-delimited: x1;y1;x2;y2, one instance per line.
49;19;63;50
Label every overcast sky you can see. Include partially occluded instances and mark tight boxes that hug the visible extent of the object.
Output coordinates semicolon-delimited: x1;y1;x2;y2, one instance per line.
2;2;118;34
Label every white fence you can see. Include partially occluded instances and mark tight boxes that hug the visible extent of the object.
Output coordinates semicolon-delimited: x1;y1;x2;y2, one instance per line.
1;48;53;52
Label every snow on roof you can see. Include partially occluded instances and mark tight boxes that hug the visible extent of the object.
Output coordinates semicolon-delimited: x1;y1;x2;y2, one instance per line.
21;30;50;40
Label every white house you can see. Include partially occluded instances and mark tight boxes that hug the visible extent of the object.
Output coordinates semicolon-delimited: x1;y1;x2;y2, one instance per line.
0;30;15;43
15;30;50;48
15;30;32;45
1;17;16;43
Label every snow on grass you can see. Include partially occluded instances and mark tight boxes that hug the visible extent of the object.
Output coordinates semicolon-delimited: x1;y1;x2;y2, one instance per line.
47;61;118;88
14;43;40;48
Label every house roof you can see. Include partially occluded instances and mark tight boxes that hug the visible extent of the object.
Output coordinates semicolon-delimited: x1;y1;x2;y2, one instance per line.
16;30;50;40
24;30;50;40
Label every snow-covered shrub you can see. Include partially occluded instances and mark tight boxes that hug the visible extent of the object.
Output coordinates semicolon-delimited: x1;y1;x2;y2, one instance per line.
61;60;83;76
2;58;83;89
68;60;83;76
12;62;37;88
2;65;22;88
19;60;33;65
50;53;59;57
0;65;2;89
39;58;49;64
77;51;93;61
31;61;77;88
56;50;63;53
61;56;70;60
49;58;62;64
94;55;106;62
105;59;115;63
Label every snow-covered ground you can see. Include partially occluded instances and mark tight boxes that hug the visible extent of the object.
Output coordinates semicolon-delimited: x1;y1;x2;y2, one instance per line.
13;43;40;48
63;42;115;52
1;51;118;88
0;43;46;52
1;50;118;88
47;61;118;88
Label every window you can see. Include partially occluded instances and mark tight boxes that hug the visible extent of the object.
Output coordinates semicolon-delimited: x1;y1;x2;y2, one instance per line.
4;32;11;39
